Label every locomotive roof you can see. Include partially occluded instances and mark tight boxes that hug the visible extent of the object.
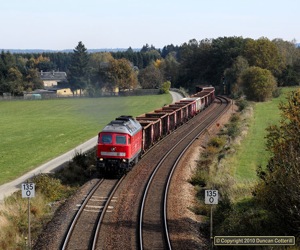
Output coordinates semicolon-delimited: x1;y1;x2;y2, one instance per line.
101;115;142;136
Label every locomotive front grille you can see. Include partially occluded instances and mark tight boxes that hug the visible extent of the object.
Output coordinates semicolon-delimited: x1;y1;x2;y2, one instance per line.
101;151;126;157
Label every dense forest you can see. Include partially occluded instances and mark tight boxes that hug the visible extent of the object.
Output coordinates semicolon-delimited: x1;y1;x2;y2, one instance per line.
0;37;300;99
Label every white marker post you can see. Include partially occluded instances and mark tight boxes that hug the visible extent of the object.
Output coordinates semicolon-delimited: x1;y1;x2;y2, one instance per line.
22;182;35;249
205;190;218;249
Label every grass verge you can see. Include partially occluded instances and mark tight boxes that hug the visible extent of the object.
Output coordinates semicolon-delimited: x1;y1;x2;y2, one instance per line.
190;87;299;242
231;87;299;182
0;150;96;249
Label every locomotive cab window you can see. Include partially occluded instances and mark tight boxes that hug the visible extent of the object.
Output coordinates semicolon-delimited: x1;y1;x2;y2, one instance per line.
116;135;126;145
101;134;112;144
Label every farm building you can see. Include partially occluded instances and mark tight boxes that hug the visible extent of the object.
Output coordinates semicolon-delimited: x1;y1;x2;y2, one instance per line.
39;70;68;88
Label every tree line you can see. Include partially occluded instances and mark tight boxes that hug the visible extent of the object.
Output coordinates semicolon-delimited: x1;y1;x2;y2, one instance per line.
0;37;299;99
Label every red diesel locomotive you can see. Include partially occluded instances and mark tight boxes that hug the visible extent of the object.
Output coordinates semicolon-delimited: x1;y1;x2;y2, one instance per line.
97;116;142;172
96;87;215;173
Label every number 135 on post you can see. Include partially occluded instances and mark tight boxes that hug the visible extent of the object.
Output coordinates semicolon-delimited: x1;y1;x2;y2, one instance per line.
21;183;35;198
205;190;218;204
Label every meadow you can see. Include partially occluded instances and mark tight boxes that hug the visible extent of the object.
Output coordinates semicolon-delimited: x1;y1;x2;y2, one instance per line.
0;94;172;184
232;87;299;182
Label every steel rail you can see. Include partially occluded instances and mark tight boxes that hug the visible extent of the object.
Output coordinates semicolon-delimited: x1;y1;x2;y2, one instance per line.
61;178;105;250
163;96;230;249
91;175;125;250
138;96;230;250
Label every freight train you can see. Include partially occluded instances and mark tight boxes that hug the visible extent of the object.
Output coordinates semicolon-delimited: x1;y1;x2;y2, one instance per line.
96;87;215;173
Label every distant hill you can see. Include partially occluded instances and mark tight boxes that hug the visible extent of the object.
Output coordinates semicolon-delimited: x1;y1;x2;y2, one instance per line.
0;48;141;54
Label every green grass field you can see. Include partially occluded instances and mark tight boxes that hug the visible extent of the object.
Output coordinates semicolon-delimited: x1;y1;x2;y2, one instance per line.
0;94;172;184
233;87;300;182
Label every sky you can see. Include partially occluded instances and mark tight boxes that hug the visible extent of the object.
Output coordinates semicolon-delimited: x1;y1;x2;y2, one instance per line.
0;0;299;50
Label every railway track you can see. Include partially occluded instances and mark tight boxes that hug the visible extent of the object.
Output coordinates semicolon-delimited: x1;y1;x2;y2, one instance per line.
58;96;230;250
138;96;230;250
61;177;124;250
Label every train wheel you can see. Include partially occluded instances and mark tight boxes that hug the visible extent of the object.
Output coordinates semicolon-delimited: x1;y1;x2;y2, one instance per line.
134;156;139;165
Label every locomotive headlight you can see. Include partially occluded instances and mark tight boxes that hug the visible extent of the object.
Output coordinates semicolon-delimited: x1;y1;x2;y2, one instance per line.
99;158;103;161
122;159;127;163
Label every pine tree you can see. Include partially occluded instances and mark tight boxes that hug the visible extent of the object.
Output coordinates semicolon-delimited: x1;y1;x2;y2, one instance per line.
68;41;89;95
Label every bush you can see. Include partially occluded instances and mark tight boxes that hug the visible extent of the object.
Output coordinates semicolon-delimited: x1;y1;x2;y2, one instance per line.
225;122;240;139
240;66;277;102
208;137;225;149
229;113;240;123
32;174;75;201
55;150;97;185
214;198;278;236
272;87;282;98
159;81;171;94
0;190;53;249
189;170;207;187
235;99;249;111
190;202;210;216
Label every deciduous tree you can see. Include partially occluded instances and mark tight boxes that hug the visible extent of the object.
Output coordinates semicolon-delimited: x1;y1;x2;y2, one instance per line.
107;58;138;91
7;67;24;95
160;52;180;85
240;66;277;101
25;69;43;91
224;56;249;97
255;89;300;237
243;38;283;76
138;64;164;89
